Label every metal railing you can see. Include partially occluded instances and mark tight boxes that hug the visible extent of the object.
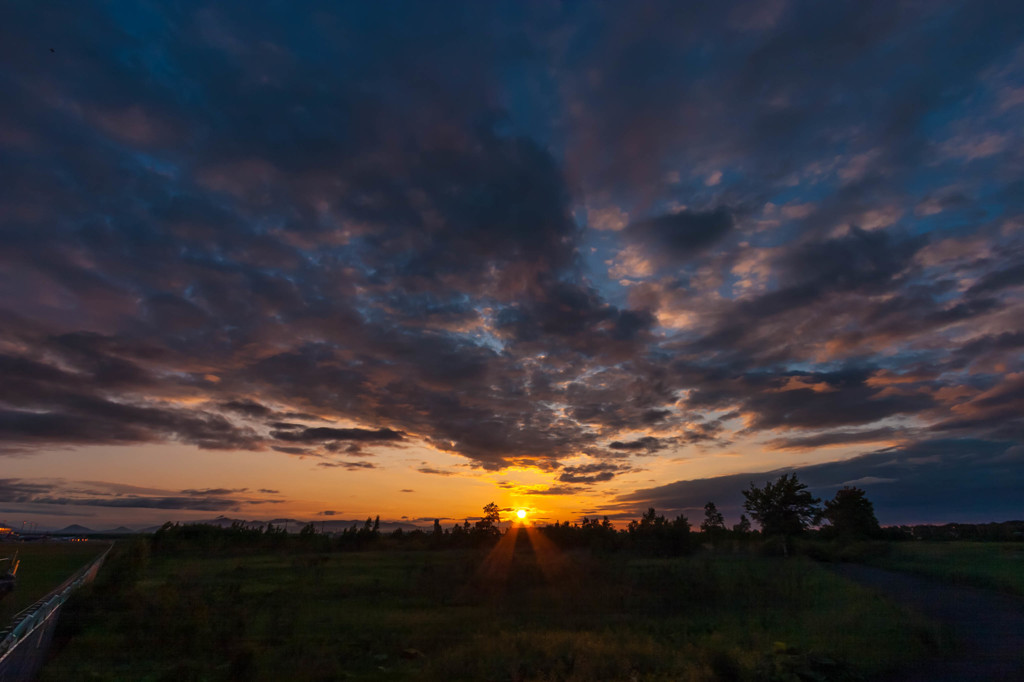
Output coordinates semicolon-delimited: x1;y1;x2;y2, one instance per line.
0;544;112;682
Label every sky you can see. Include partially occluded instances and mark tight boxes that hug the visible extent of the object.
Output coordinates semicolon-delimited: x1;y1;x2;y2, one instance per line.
1;1;1023;531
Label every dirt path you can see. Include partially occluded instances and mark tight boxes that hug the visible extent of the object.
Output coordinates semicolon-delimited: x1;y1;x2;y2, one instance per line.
831;564;1024;681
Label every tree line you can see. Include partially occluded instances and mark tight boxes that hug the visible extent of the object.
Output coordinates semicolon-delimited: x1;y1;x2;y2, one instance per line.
149;474;901;557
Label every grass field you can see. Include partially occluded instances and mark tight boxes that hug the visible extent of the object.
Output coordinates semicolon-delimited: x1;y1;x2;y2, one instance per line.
868;541;1024;596
0;541;109;626
40;532;942;682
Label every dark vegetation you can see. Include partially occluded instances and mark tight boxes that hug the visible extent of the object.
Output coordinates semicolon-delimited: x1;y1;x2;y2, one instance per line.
35;477;1022;681
43;536;937;681
863;542;1024;597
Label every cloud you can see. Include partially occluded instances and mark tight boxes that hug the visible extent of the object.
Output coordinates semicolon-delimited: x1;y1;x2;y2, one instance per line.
317;461;377;470
29;495;264;511
767;427;904;451
270;446;310;455
967;261;1024;296
557;462;627;484
608;437;669;453
220;400;272;418
626;208;734;265
523;485;585;496
417;467;459;477
181;487;248;496
0;0;1021;524
271;427;404;444
618;438;1024;524
0;478;286;512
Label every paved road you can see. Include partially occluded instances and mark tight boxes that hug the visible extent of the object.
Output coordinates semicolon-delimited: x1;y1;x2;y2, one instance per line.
831;564;1024;681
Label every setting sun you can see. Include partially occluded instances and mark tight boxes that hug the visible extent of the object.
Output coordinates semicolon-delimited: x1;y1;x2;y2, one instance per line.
516;509;527;520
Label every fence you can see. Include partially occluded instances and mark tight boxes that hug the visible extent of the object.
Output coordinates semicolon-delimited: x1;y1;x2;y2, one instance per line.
0;544;112;682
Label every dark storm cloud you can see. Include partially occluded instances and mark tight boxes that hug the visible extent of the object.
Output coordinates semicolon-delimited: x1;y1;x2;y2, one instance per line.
680;366;938;433
495;279;656;354
928;374;1024;442
557;462;627;485
779;228;924;295
767;427;905;451
628;438;1024;524
317;461;377;470
681;228;929;364
181;487;247;496
608;437;668;453
562;1;1024;206
951;332;1024;369
417;467;460;477
524;485;584;497
270;446;310;456
220;400;272;418
0;478;284;512
271;427;404;444
967;261;1024;296
0;402;261;452
626;208;735;264
29;496;253;511
744;381;934;431
0;479;53;502
0;507;86;518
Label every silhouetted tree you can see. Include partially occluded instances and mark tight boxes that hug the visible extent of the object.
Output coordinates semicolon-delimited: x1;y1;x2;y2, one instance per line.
701;502;726;533
742;473;821;556
732;514;752;534
449;521;468;546
628;508;692;556
822;486;881;540
352;516;379;547
474;502;502;540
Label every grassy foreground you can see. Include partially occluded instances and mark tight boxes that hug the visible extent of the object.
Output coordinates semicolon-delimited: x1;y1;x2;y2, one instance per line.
867;541;1024;596
0;541;108;626
42;535;940;682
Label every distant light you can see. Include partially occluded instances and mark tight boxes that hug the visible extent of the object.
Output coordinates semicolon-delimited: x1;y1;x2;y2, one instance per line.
516;509;527;519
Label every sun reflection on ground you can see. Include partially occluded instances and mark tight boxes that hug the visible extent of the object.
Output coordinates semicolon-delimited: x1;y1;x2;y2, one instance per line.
476;521;572;599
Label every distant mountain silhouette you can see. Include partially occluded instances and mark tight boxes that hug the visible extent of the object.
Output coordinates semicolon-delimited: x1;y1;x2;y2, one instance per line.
101;526;137;535
56;524;94;534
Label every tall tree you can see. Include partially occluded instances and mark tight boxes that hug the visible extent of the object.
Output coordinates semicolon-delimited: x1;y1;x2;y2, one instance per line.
475;502;502;538
822;487;881;539
482;502;501;525
700;502;726;533
742;473;821;555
